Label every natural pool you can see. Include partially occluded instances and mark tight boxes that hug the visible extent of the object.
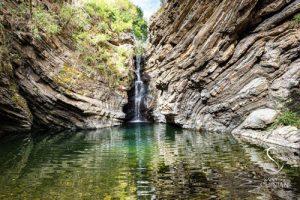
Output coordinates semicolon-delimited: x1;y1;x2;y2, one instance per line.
0;123;299;199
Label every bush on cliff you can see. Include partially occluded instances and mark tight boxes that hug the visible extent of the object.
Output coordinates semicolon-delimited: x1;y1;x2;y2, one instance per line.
294;13;300;23
32;6;61;38
5;0;147;90
273;111;300;128
133;7;147;40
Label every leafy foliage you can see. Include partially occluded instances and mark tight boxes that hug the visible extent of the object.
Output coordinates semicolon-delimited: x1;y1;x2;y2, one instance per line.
65;0;146;87
32;6;61;37
273;111;300;128
83;0;147;39
133;7;148;40
59;4;89;31
293;13;300;23
6;0;147;89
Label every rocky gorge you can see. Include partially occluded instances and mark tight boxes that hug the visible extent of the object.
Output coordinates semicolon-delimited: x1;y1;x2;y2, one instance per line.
0;1;300;198
0;0;299;150
145;0;300;148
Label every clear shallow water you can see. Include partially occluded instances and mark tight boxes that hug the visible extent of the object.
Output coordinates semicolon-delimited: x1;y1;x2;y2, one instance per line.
0;124;299;200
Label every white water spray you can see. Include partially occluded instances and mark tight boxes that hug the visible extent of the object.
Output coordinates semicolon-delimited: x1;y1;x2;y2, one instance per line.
131;55;146;122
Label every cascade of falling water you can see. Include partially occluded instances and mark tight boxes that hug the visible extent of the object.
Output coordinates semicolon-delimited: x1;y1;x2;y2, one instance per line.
131;55;146;122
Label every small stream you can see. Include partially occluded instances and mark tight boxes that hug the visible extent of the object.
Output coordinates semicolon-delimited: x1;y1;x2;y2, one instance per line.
0;124;299;199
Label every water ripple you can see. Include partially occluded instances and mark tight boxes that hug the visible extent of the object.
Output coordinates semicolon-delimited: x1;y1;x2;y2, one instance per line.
0;124;299;199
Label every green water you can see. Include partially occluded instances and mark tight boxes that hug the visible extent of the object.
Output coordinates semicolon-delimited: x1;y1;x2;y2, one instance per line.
0;123;299;199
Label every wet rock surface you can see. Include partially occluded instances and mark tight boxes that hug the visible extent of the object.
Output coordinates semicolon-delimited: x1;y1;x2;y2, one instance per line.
233;126;300;149
145;0;300;147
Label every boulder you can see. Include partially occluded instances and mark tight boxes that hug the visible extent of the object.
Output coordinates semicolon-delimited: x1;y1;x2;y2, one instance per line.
242;108;278;129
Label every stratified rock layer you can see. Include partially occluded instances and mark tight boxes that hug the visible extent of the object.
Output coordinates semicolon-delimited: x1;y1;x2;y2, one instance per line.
0;59;33;134
0;1;134;134
12;32;130;130
145;0;300;143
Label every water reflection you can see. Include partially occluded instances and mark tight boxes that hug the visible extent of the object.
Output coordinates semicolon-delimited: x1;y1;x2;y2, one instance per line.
0;124;299;199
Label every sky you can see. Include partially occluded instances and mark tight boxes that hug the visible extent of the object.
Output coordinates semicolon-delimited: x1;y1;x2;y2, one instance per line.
130;0;161;21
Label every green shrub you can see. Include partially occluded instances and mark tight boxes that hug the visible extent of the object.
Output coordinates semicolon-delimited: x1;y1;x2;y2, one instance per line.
8;0;145;89
294;13;300;23
91;33;111;45
59;4;76;22
84;56;96;65
68;0;144;88
32;7;60;36
59;4;90;31
133;7;148;40
83;0;147;38
97;22;110;32
10;3;27;17
274;111;300;128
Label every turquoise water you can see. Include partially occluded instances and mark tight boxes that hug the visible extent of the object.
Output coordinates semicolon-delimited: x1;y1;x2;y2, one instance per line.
0;123;299;199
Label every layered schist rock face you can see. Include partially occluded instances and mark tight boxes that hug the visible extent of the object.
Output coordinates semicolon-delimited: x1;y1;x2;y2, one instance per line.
0;1;134;135
145;1;300;137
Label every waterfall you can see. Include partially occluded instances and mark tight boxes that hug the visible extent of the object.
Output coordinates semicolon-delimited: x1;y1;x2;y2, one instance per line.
132;55;146;122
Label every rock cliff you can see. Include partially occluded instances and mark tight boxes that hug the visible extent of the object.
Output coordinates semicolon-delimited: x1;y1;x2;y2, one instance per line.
1;0;299;147
145;0;300;147
0;0;137;135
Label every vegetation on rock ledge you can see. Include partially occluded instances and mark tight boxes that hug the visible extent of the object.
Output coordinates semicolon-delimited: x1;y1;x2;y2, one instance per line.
3;0;147;90
293;13;300;23
275;111;300;128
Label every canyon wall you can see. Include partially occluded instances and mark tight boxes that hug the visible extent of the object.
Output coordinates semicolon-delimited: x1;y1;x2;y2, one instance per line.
145;0;300;146
0;0;135;135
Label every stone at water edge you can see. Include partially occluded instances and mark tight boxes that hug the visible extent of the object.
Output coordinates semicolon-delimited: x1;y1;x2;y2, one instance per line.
242;108;278;129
